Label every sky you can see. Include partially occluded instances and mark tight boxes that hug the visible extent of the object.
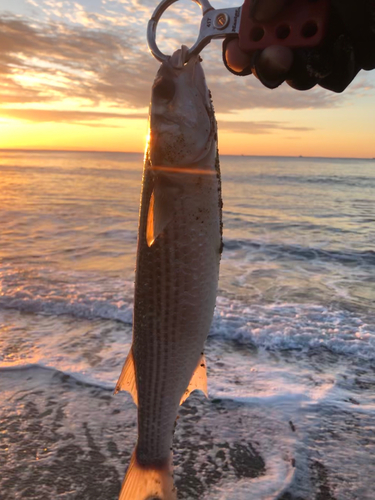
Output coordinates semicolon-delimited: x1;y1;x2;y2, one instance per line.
0;0;374;157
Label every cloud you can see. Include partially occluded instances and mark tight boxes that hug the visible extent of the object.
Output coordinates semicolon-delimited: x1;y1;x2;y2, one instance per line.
0;14;159;107
0;78;51;103
0;10;367;114
218;120;314;135
0;107;147;125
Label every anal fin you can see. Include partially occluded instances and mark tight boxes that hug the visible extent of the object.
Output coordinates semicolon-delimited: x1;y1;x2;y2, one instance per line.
114;347;138;406
180;354;208;405
119;450;176;500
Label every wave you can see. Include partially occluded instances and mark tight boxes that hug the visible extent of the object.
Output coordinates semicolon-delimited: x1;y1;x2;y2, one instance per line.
224;216;354;235
228;173;375;189
0;363;115;390
1;300;375;398
211;298;375;360
0;266;134;323
1;293;374;362
0;294;133;324
223;239;375;266
0;262;374;363
280;174;374;188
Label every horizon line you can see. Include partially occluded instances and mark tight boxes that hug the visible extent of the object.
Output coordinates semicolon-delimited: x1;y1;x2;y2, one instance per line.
0;148;374;161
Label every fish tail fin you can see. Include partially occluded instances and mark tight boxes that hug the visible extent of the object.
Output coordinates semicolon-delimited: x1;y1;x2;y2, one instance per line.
119;450;176;500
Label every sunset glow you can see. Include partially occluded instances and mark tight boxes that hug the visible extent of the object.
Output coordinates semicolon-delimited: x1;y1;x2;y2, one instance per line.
1;0;375;158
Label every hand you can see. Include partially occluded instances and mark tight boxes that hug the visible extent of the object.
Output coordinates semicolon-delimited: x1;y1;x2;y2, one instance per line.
223;0;375;93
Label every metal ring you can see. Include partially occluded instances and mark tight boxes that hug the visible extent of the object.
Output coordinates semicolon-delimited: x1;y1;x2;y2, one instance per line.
147;0;214;62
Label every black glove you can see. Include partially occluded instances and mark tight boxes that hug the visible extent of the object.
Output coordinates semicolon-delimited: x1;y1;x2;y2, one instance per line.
223;0;375;93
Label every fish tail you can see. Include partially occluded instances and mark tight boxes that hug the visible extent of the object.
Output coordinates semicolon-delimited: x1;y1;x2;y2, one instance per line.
119;449;176;500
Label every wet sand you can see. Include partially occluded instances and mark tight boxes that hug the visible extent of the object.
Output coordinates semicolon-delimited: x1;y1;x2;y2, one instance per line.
0;365;344;500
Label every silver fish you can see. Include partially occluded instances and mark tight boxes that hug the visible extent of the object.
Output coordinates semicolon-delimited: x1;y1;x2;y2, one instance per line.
115;46;222;500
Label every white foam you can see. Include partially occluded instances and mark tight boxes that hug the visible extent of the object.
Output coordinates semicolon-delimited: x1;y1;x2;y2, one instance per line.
209;456;295;500
212;297;375;360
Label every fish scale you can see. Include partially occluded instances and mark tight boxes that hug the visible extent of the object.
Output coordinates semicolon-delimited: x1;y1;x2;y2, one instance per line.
134;169;220;463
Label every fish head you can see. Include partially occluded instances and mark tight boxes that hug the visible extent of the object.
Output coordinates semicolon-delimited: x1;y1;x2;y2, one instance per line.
149;48;216;167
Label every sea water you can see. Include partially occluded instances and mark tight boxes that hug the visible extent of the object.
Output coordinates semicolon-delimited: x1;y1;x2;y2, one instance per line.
1;150;374;499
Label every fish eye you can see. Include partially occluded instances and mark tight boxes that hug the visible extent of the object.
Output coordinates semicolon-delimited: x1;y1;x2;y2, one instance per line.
152;77;175;101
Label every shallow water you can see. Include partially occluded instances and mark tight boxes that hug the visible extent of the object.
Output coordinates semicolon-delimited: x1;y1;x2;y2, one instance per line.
1;150;374;499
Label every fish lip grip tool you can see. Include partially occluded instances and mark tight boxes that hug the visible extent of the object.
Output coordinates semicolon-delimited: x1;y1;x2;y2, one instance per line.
147;0;329;62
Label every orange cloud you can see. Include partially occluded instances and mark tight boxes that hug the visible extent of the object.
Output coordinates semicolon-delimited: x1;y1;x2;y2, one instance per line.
0;108;147;126
218;120;313;135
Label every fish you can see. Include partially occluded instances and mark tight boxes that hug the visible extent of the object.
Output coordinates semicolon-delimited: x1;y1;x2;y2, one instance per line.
115;46;222;500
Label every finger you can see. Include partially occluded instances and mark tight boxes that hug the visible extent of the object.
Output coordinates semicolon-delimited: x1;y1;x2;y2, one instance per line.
285;49;319;90
251;0;288;22
319;35;360;93
252;45;293;88
224;38;253;73
286;75;318;91
285;35;358;93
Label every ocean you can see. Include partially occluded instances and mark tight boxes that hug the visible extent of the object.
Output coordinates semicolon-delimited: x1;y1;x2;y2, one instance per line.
1;150;374;500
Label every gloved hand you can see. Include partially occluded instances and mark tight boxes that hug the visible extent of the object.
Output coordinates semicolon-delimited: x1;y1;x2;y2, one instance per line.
223;0;375;92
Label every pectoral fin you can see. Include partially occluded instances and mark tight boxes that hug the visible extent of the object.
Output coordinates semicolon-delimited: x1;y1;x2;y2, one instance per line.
146;177;179;247
180;354;208;405
114;348;138;406
146;191;156;246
